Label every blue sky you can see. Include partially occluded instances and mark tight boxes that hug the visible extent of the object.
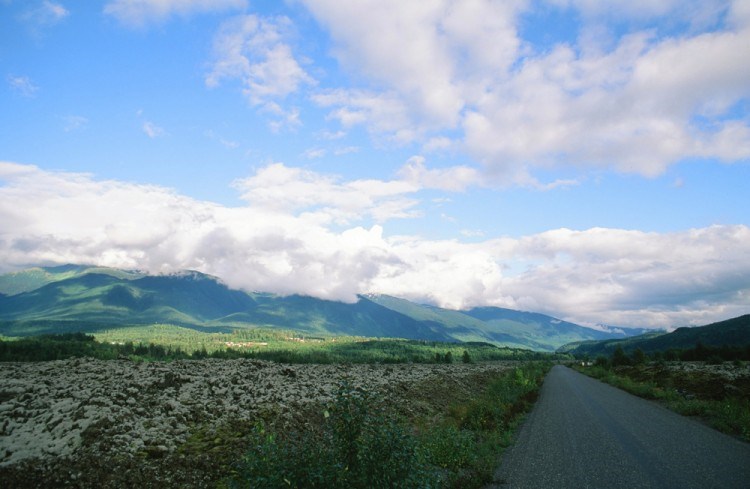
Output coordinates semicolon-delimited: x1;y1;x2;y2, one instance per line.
1;0;749;328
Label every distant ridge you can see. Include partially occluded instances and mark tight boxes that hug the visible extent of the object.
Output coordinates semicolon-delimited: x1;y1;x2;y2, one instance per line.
560;314;750;356
0;265;650;351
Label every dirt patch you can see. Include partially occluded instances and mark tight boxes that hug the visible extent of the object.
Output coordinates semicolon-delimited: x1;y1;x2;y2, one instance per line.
0;358;514;488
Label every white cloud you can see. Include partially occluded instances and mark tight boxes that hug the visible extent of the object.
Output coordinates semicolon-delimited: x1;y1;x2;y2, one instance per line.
104;0;246;26
397;156;480;192
312;89;418;143
262;103;302;132
462;23;750;178
7;75;39;97
206;15;314;105
302;148;326;159
320;130;346;140
40;1;68;21
298;0;750;184
19;1;69;29
142;121;165;138
333;146;359;156
422;136;454;153
460;229;485;238
232;162;420;224
303;0;522;127
502;226;750;326
2;162;748;328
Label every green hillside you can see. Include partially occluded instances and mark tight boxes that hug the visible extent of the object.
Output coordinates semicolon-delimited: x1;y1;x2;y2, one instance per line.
562;315;750;357
0;264;144;296
0;265;645;351
464;306;616;350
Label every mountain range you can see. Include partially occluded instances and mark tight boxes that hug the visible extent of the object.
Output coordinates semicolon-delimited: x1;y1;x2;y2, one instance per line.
0;265;653;351
560;314;750;357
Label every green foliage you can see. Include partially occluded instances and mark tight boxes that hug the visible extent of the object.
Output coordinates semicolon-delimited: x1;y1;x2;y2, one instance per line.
594;355;609;367
611;345;630;366
631;348;646;365
419;425;474;471
229;382;437;489
454;365;545;431
230;363;552;489
433;362;550;487
230;422;338;489
0;333;122;361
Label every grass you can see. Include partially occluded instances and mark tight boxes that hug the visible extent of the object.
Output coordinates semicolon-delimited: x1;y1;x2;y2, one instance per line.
576;363;750;442
226;362;551;489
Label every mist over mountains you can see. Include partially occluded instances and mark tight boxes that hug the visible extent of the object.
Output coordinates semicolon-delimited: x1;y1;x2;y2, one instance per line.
0;265;654;351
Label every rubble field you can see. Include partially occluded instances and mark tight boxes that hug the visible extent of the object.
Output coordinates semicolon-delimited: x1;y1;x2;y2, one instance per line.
0;357;514;488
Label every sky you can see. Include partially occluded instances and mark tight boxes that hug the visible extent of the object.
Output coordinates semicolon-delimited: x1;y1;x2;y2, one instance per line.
1;0;749;329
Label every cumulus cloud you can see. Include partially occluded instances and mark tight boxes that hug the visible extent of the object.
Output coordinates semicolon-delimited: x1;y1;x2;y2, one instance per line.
503;226;750;326
232;162;420;224
206;15;313;106
312;89;417;143
303;0;521;127
2;162;748;328
397;156;480;192
299;0;750;183
104;0;246;26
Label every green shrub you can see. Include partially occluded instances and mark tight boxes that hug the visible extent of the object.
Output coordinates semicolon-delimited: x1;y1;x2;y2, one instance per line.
229;381;437;489
594;356;609;367
421;425;474;471
229;364;552;489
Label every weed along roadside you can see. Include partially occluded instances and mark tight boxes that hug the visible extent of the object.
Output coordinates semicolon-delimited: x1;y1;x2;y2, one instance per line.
226;361;552;489
574;361;750;442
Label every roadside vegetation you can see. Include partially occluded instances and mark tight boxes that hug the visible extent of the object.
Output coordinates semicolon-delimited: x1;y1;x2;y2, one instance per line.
227;362;551;489
575;346;750;442
0;325;562;363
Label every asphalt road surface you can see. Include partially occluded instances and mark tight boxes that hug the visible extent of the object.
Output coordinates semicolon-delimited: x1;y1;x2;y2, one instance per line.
490;365;750;489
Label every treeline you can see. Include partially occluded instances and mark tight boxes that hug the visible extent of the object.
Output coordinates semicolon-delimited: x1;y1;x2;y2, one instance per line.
0;333;559;364
0;333;188;362
584;341;750;368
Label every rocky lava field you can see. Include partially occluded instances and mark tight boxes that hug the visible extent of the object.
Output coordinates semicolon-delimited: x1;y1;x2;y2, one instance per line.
0;358;513;488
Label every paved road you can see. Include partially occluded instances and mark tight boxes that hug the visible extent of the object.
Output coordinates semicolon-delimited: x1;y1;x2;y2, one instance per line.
491;365;750;489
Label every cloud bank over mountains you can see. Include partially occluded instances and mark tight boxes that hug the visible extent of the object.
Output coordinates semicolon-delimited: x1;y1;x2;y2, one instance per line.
2;161;748;328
